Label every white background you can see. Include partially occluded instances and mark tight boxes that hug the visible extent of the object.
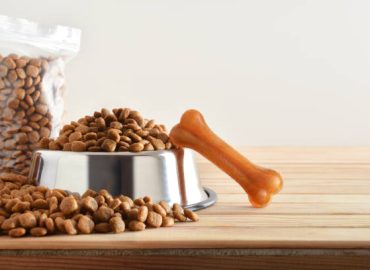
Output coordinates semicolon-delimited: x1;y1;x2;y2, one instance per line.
1;0;370;146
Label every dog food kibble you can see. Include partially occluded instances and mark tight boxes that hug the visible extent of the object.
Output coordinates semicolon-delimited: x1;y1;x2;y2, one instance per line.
40;107;174;153
0;54;66;176
0;173;199;237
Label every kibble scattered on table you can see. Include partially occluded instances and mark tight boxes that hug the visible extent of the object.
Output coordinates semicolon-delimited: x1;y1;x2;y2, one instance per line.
0;173;198;238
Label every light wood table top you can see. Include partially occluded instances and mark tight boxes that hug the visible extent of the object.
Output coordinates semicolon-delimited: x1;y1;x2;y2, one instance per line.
2;147;370;269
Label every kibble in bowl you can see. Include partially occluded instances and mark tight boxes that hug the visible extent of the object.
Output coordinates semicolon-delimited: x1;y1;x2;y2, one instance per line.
39;107;174;153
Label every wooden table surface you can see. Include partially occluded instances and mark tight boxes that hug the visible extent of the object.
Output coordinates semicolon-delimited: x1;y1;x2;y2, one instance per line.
2;147;370;269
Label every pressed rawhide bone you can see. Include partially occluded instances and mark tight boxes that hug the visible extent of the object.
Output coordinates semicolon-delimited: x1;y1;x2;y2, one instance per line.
169;110;283;208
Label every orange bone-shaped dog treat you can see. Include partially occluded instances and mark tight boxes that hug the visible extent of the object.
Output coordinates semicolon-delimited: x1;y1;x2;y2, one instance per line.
170;110;283;208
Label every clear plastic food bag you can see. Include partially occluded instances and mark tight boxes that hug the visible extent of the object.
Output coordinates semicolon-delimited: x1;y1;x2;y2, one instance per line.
0;15;80;176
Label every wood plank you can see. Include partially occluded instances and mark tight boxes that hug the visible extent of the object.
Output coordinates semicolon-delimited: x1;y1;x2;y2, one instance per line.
216;194;370;204
196;147;370;163
210;184;370;194
1;255;370;270
200;203;370;215
1;227;370;249
2;255;370;270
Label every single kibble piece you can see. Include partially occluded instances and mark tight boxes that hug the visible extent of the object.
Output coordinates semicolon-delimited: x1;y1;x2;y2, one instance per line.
128;220;146;231
60;196;78;215
101;139;117;152
55;217;66;233
94;206;114;222
162;216;175;227
18;212;37;228
30;227;48;237
137;206;148;222
64;219;78;235
9;228;26;238
184;209;199;222
128;208;139;220
81;196;98;212
110;216;125;233
45;218;55;234
71;141;86;152
77;215;95;234
134;198;145;206
94;222;111;233
68;131;82;142
173;211;187;222
129;142;144;152
146;211;163;228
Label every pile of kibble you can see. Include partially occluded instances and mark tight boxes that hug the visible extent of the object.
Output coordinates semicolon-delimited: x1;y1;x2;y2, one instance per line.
39;108;173;152
0;173;198;237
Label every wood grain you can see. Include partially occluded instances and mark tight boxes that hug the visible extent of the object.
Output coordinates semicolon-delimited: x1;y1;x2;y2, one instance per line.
1;255;370;270
1;147;370;250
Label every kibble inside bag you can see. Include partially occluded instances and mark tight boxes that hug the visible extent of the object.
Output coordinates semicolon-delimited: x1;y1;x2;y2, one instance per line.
0;16;81;176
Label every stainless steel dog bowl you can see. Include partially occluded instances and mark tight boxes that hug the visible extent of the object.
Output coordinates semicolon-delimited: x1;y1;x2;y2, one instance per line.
29;148;216;211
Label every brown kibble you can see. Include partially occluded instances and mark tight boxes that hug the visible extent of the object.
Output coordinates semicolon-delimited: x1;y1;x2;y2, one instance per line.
137;206;148;222
14;88;26;99
162;216;175;227
159;201;171;214
18;212;37;228
152;204;167;218
26;65;40;78
128;220;146;231
143;196;152;204
94;222;111;233
69;131;82;142
173;211;187;222
35;104;48;115
9;227;26;237
7;98;19;109
85;132;97;140
110;216;125;233
107;129;121;143
71;141;86;152
149;137;165;150
32;199;48;209
184;208;199;222
95;117;106;130
173;203;184;214
55;217;65;233
1;218;17;230
128;208;139;220
120;201;131;214
110;198;122;211
94;206;114;222
0;64;8;76
134;198;145;206
60;196;78;215
101;139;116;152
30;227;48;237
77;215;95;234
81;196;98;212
49;196;59;213
45;218;55;234
128;142;144;152
146;211;162;228
11;201;30;212
64;219;78;235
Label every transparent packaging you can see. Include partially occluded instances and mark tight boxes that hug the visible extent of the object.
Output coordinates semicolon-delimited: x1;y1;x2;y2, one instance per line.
0;15;80;176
